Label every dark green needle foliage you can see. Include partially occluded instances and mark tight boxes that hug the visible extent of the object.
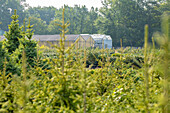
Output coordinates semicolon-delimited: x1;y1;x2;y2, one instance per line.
2;10;24;76
0;40;6;71
19;18;37;68
4;9;23;54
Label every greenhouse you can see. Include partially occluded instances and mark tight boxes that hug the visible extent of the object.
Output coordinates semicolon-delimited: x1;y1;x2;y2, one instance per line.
80;34;94;48
32;34;85;48
91;34;112;49
1;34;112;49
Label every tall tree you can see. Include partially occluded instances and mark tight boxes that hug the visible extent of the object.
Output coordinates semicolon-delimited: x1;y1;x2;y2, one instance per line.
25;6;57;24
0;0;26;31
88;7;98;34
4;10;23;54
96;0;168;47
95;0;118;46
53;5;99;34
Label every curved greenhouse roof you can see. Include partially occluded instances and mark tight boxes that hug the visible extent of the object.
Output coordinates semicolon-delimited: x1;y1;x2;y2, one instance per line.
91;34;112;40
91;34;105;40
104;35;112;40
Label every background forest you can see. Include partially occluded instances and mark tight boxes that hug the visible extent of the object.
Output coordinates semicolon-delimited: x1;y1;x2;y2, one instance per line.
0;0;170;47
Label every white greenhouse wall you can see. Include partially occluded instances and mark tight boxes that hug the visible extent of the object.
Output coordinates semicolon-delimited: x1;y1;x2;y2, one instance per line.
104;35;112;49
104;39;112;49
90;34;113;49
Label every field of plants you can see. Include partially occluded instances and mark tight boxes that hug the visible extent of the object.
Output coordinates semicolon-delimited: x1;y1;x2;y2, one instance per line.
0;10;169;113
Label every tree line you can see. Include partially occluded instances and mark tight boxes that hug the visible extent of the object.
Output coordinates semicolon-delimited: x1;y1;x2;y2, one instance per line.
0;0;169;46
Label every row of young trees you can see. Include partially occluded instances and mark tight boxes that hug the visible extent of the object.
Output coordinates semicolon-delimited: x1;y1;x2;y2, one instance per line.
0;0;170;46
0;9;37;76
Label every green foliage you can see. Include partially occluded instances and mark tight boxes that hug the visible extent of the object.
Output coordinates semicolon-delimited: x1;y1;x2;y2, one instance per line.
47;20;60;34
153;12;170;113
25;6;57;25
4;9;23;54
1;10;23;75
0;41;166;112
95;0;169;46
0;0;26;31
21;18;37;68
26;16;48;35
0;6;169;113
47;5;98;35
0;40;6;70
1;10;38;76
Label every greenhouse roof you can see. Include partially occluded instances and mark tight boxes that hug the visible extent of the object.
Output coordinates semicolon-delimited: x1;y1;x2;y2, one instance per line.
0;34;112;41
104;35;112;40
91;34;112;40
0;35;80;41
80;34;92;41
32;35;80;41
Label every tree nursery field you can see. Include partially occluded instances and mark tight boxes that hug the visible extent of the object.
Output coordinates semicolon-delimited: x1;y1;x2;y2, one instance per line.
0;9;169;113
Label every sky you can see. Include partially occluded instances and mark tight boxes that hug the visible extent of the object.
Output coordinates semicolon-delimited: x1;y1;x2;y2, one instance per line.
25;0;103;9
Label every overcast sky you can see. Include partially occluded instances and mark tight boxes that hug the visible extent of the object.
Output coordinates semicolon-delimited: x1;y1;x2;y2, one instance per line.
26;0;103;9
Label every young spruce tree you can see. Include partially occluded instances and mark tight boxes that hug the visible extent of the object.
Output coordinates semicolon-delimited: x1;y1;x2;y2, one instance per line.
20;18;37;68
4;9;23;54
